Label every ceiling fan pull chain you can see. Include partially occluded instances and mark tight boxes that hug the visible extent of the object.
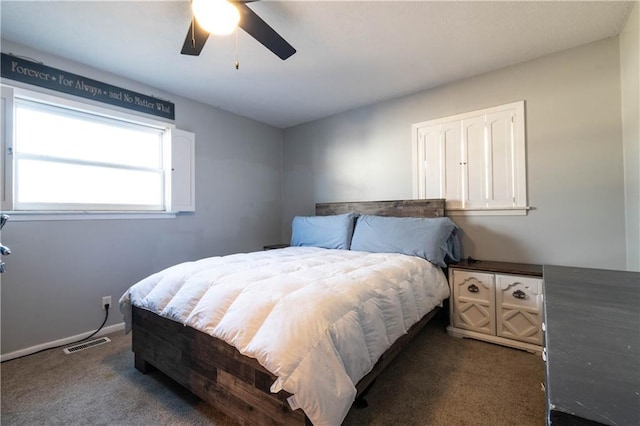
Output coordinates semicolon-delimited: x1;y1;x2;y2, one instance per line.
235;27;240;70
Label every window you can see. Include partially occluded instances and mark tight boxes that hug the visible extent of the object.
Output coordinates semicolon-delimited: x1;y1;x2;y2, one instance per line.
412;101;529;215
1;85;195;216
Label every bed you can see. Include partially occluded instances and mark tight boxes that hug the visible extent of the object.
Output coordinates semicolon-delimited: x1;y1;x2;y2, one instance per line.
120;199;458;425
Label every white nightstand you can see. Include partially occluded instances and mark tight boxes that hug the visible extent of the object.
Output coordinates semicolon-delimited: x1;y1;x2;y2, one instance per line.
447;259;544;353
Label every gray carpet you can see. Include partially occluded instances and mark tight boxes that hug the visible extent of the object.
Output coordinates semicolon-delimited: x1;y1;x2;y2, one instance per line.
1;312;546;425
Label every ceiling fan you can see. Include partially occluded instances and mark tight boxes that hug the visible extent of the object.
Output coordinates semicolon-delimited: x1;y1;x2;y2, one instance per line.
180;0;296;60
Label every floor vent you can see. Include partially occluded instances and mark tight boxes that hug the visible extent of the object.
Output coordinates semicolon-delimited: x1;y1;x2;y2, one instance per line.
63;337;111;354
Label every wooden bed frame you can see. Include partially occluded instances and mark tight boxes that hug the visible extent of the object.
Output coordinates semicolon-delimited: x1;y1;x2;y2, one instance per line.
131;199;446;425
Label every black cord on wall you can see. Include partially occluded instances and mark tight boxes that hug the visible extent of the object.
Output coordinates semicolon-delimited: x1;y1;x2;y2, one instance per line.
2;304;111;363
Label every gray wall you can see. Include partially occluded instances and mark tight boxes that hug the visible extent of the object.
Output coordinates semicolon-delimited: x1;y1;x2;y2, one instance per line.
283;37;629;270
0;41;283;355
620;3;639;271
2;24;636;356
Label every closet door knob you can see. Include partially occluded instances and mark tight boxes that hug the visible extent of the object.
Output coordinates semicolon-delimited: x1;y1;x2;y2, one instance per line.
467;284;479;293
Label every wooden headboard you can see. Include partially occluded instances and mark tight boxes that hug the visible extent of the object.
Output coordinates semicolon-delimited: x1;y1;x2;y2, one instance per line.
315;199;445;218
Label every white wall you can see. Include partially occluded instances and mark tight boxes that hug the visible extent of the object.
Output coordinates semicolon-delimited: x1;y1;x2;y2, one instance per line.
283;38;628;270
620;2;639;271
0;41;284;355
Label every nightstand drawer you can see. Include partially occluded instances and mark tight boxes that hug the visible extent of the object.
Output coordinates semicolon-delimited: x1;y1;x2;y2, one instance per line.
496;275;542;311
496;275;543;345
455;271;494;301
451;270;495;335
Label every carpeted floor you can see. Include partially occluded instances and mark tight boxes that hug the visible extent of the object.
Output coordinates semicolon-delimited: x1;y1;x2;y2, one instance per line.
1;311;546;425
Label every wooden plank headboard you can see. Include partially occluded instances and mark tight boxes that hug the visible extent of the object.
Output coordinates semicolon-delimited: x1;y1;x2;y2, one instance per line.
315;199;445;218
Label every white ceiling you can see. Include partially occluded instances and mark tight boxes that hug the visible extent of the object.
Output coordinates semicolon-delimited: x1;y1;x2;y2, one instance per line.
0;1;635;128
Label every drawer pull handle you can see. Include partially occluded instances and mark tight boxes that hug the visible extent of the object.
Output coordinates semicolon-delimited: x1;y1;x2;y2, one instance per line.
513;289;526;299
467;284;479;293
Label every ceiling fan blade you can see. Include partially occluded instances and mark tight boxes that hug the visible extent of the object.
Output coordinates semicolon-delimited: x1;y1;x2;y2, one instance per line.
236;2;296;60
180;19;210;56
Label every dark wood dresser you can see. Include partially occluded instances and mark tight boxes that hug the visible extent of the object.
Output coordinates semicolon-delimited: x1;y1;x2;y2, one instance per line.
543;265;640;425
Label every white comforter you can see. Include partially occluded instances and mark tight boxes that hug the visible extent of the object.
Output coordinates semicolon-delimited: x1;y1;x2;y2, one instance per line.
119;247;449;425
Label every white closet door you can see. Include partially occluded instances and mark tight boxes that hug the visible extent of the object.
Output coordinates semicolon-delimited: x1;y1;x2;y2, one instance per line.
462;115;487;208
442;121;462;208
485;110;516;207
413;121;463;208
412;101;528;215
417;123;443;200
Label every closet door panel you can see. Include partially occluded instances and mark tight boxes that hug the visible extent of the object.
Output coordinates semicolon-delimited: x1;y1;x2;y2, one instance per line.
462;116;487;207
442;122;462;208
486;110;515;207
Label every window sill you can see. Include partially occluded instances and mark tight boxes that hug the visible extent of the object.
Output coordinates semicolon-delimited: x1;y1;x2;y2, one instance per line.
447;207;530;216
3;211;178;221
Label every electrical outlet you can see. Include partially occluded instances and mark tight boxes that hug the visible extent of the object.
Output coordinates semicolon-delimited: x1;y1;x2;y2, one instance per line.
102;296;112;310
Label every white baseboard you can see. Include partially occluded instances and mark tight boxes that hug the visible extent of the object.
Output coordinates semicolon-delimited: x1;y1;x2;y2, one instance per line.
0;322;126;362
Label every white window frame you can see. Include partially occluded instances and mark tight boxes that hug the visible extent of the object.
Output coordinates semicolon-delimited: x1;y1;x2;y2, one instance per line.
1;84;194;220
412;101;529;216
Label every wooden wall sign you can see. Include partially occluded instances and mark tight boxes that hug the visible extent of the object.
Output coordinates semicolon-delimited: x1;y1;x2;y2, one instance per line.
1;53;175;120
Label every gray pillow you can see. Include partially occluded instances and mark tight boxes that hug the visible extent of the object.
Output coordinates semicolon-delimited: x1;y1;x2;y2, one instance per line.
290;212;356;250
350;215;460;267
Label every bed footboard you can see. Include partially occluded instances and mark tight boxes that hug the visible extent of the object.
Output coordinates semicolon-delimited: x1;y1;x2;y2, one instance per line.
132;306;308;426
132;305;440;425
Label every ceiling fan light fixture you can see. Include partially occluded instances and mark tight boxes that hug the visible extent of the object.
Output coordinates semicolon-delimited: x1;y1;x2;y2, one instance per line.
192;0;240;36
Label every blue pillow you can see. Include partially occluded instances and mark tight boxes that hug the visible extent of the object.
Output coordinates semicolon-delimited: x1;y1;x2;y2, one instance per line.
350;215;460;267
290;212;356;250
